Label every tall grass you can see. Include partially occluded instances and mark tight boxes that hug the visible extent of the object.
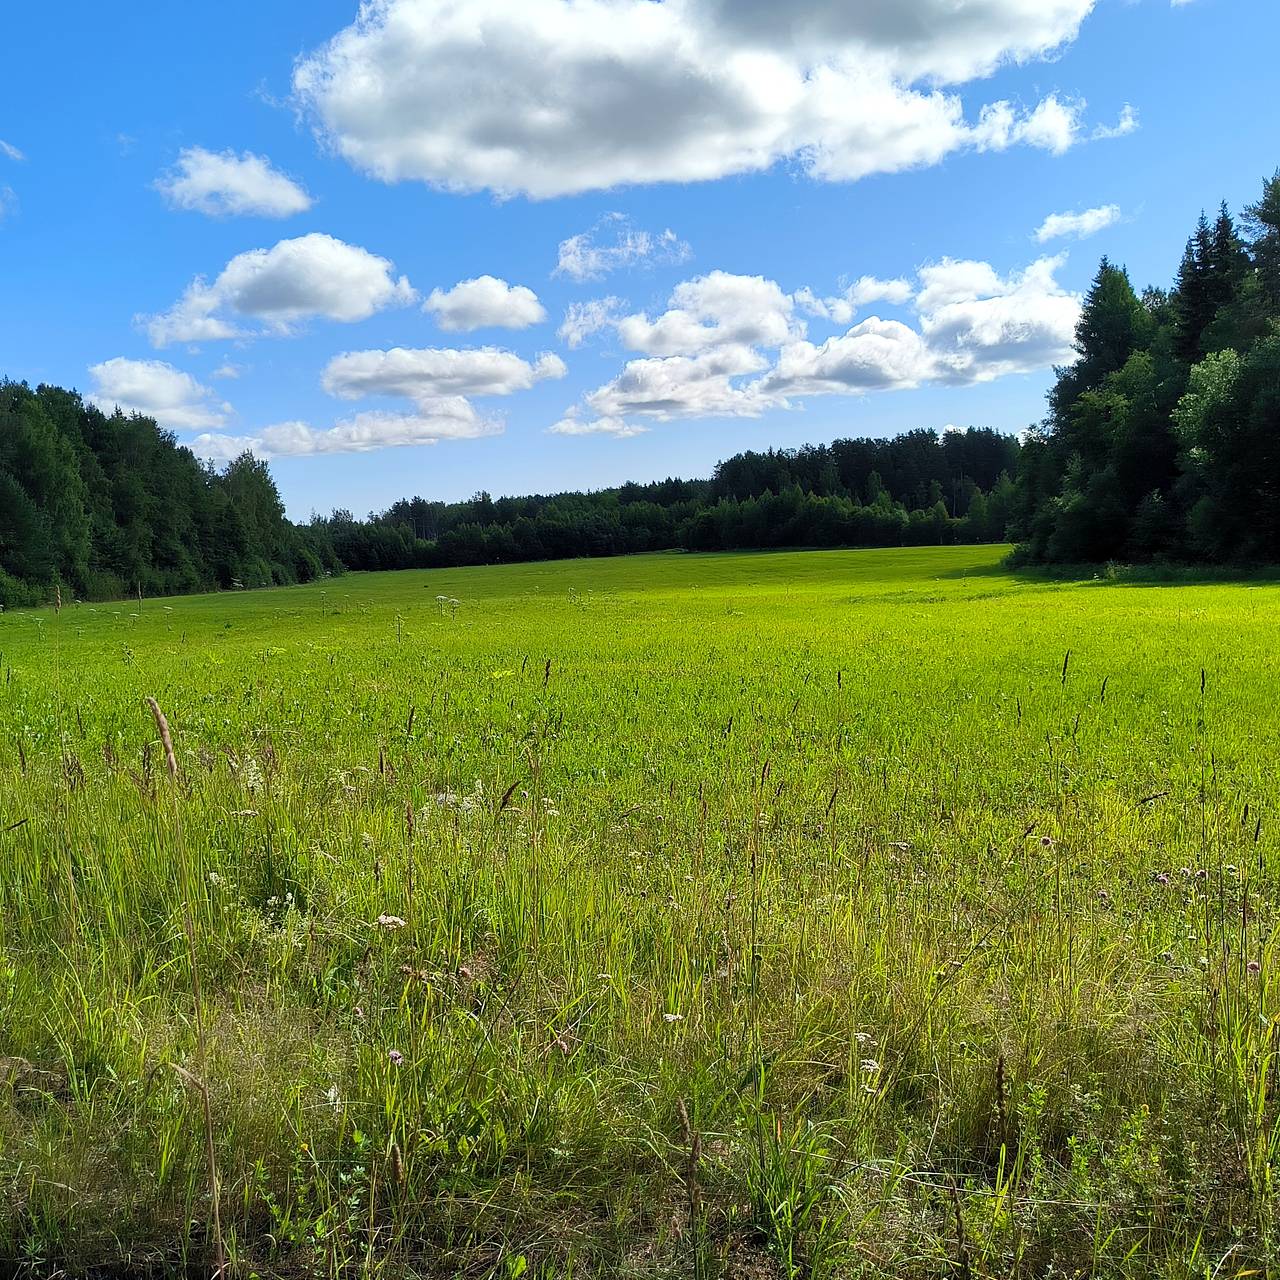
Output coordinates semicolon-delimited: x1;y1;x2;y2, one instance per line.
0;545;1276;1278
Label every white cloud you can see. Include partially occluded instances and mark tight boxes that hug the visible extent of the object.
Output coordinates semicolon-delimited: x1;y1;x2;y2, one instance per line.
156;147;313;218
293;0;1100;199
556;253;1082;436
769;254;1079;396
1092;104;1138;141
548;411;649;438
794;276;913;325
322;346;566;402
559;297;625;348
763;318;935;397
617;272;802;355
192;401;499;461
0;139;24;162
143;233;416;346
424;276;546;331
556;214;691;281
1035;203;1121;243
87;357;230;430
0;186;16;223
211;361;244;379
583;344;774;422
972;94;1082;155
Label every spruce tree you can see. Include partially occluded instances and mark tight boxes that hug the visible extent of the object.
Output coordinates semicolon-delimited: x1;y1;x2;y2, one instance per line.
1173;213;1217;363
1072;258;1146;389
1243;169;1280;312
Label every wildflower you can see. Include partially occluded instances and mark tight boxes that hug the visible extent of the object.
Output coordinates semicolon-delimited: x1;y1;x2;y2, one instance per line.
325;1084;341;1113
388;1049;404;1066
854;1032;875;1046
860;1059;881;1073
662;1012;684;1024
1247;960;1262;975
1039;836;1054;849
1152;872;1170;886
376;914;407;931
208;871;224;886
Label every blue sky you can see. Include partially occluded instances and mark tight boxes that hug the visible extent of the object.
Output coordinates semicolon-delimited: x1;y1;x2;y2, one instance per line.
1;0;1275;519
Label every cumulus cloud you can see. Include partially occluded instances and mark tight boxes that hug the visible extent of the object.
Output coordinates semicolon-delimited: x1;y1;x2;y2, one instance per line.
0;139;24;162
322;346;566;402
548;412;649;439
87;357;230;430
191;401;499;461
583;345;774;422
762;319;935;397
1092;104;1139;140
423;276;546;331
156;147;313;218
617;272;802;355
143;233;415;346
293;0;1101;199
770;255;1080;395
559;297;625;348
794;276;914;325
556;253;1082;436
556;214;691;281
1035;203;1121;243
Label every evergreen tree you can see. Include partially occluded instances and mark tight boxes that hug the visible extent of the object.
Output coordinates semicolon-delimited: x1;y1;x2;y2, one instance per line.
1173;213;1219;363
1243;169;1280;313
1071;258;1147;390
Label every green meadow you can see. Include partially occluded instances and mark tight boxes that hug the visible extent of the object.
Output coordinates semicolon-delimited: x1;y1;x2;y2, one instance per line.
2;544;1279;1278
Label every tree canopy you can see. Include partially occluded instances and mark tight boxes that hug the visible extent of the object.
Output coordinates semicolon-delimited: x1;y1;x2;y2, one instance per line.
1012;166;1280;564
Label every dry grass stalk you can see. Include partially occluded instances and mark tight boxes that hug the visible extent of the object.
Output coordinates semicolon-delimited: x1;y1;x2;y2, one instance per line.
145;696;178;780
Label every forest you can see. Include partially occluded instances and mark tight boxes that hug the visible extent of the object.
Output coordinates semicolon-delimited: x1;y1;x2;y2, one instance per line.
1;168;1277;607
1012;168;1280;561
0;381;337;607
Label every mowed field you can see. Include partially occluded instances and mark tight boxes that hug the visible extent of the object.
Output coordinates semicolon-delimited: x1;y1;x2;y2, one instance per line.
2;545;1279;1278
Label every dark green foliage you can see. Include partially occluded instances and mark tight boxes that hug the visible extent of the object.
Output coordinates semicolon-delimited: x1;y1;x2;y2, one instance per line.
1016;166;1280;564
1244;170;1280;313
0;381;335;606
0;379;1020;599
311;426;1022;570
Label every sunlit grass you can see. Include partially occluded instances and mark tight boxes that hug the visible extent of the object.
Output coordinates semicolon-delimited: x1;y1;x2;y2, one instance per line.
1;545;1277;1277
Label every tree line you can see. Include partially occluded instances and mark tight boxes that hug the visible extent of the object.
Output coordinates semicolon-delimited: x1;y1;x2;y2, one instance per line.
307;426;1020;572
1011;168;1280;562
0;381;337;608
1;372;1020;609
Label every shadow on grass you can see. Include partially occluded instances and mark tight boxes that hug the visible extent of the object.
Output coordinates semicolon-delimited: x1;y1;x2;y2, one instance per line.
936;556;1280;588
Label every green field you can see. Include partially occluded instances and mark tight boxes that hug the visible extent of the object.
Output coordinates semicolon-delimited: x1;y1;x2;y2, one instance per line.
2;545;1279;1278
